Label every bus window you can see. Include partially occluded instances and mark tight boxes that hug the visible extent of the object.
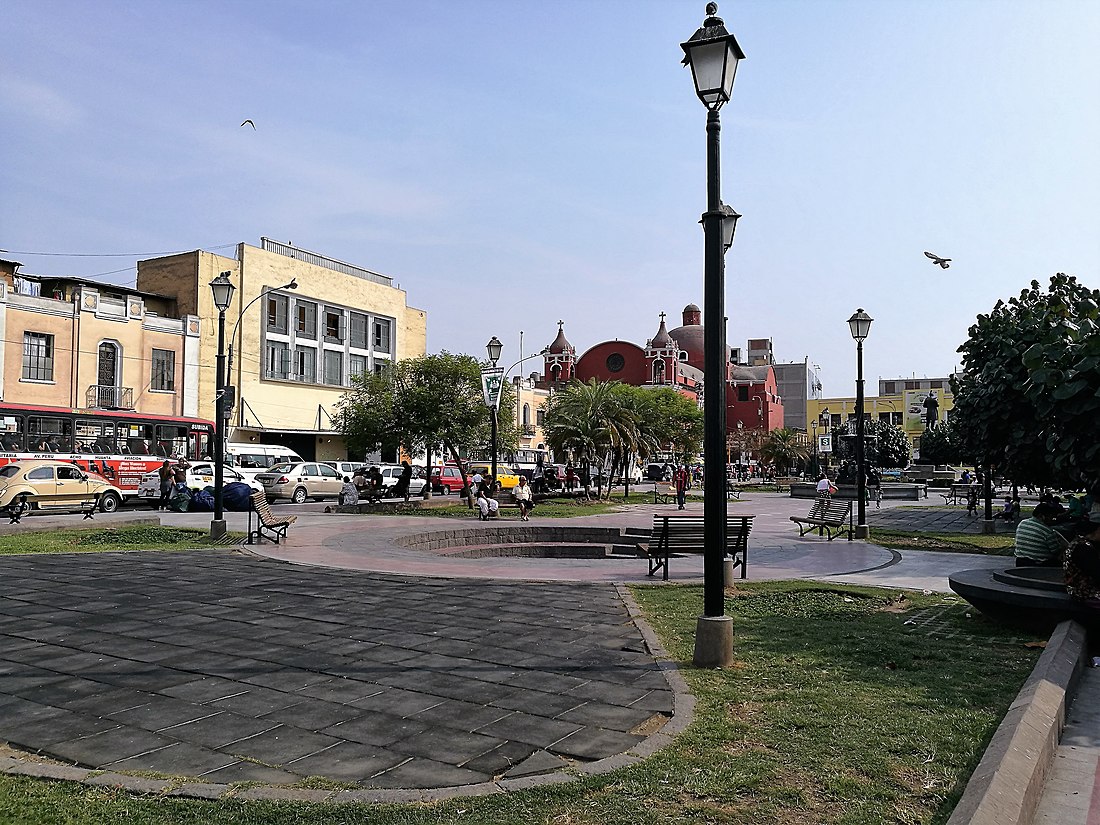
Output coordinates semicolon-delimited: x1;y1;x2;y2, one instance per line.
0;416;24;451
190;431;211;460
76;420;117;454
119;422;155;455
27;416;72;452
155;425;189;459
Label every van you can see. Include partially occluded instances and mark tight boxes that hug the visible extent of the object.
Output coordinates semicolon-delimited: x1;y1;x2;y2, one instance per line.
322;460;368;478
226;444;304;483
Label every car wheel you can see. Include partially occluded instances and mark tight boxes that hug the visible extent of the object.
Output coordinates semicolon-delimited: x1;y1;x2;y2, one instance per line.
291;487;308;504
440;485;449;496
99;492;121;513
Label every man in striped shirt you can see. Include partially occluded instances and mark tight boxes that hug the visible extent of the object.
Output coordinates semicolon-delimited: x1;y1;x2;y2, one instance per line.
1014;503;1069;567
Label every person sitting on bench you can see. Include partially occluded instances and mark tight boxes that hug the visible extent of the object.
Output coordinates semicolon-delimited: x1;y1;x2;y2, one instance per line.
476;490;499;520
1014;502;1069;567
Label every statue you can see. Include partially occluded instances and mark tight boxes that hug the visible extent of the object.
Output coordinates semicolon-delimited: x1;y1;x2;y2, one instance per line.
923;392;939;427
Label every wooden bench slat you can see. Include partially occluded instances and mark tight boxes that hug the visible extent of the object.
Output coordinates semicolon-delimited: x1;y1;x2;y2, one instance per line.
248;491;297;545
789;499;853;541
640;514;754;580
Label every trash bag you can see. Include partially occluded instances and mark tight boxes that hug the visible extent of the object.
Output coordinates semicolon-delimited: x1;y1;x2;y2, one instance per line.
222;482;253;512
190;488;215;512
169;490;191;512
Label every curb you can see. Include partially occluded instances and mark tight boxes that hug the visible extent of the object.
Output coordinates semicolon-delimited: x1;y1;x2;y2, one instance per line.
946;618;1087;825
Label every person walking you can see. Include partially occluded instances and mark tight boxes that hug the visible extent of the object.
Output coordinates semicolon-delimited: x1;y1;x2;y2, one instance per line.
392;460;413;501
816;473;833;498
157;459;173;511
673;465;690;510
514;475;534;521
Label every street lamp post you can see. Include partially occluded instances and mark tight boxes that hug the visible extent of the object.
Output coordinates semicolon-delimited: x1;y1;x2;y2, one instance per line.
225;279;298;382
819;408;831;473
485;336;503;483
209;271;236;539
682;2;745;669
848;309;873;539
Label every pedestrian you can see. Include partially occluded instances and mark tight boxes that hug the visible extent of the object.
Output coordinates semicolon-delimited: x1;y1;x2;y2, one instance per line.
172;455;190;494
339;476;359;506
157;459;173;510
967;486;979;517
514;475;534;520
673;464;690;509
470;469;484;497
392;460;413;501
368;467;384;502
816;473;833;498
565;464;576;493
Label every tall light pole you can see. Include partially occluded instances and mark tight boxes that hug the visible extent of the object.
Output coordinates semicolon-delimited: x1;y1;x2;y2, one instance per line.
209;271;236;539
682;2;744;669
848;308;873;539
486;336;503;483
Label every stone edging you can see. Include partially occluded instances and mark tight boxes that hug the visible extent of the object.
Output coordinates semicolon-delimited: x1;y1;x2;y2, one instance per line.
946;618;1087;825
0;584;694;805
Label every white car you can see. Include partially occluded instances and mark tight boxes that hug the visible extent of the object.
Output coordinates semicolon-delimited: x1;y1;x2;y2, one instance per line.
136;463;260;505
377;464;428;498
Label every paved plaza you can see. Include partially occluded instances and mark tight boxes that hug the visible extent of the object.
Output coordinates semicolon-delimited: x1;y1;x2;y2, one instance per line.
0;492;1042;804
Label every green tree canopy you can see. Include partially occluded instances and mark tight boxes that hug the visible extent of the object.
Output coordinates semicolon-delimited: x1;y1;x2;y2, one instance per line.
759;428;808;475
952;274;1100;492
918;421;961;466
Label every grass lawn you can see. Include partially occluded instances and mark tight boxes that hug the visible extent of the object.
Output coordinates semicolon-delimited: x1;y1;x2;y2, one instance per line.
870;529;1015;555
411;492;658;518
0;581;1039;824
0;526;241;555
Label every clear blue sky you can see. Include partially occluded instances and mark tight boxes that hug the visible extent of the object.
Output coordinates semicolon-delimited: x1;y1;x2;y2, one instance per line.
3;0;1097;397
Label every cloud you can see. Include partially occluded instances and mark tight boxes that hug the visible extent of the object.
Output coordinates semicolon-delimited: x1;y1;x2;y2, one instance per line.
0;75;82;125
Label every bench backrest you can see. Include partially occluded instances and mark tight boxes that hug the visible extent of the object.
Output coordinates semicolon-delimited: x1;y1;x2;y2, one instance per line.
250;491;276;521
819;500;852;522
650;514;754;551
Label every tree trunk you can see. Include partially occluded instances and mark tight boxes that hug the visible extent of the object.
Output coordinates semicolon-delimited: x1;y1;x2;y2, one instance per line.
444;441;473;508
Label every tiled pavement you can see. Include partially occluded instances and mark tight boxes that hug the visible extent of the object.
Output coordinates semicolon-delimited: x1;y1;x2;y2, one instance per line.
0;551;672;789
1036;667;1100;824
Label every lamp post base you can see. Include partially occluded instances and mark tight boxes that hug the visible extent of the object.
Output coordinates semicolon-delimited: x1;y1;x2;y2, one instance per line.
982;519;996;535
854;524;870;539
692;615;734;669
209;519;227;540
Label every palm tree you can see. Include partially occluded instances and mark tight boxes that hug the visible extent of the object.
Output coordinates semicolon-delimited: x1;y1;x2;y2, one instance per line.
760;428;809;476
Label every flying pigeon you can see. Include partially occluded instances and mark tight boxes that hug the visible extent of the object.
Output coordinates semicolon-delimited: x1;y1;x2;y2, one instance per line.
923;251;950;269
240;119;256;129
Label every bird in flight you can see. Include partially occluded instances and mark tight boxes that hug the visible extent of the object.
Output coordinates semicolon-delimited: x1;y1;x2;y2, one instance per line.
923;251;951;269
240;119;256;129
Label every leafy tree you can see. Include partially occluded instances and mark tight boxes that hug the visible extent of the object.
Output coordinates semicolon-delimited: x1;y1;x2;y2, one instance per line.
918;421;960;465
952;274;1100;492
759;428;808;475
832;420;910;469
334;352;516;502
647;387;704;464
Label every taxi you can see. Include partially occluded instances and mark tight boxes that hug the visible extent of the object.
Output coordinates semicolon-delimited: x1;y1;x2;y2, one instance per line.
467;462;522;491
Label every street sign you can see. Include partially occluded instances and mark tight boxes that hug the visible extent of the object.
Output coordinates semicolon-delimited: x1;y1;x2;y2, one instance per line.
480;367;504;408
817;435;832;453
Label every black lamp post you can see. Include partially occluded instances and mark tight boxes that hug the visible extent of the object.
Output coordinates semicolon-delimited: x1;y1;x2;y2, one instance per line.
209;271;236;538
848;308;873;539
682;2;744;669
486;336;503;483
820;407;831;473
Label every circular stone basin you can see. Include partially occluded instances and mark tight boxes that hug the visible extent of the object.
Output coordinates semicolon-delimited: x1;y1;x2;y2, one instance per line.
395;525;645;559
992;566;1067;593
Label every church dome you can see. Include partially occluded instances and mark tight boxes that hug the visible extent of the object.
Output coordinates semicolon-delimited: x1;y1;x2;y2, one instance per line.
547;321;574;355
649;315;674;349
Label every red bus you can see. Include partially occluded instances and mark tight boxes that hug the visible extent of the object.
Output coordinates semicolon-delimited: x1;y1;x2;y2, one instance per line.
0;402;215;496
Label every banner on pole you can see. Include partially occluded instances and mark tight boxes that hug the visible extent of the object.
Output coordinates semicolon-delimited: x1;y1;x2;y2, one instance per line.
480;367;505;408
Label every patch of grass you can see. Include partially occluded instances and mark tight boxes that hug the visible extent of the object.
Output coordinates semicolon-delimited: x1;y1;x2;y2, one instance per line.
0;581;1039;824
870;529;1015;555
409;492;656;519
0;527;242;555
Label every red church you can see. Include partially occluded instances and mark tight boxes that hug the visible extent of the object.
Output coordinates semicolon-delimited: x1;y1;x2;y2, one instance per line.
540;304;784;434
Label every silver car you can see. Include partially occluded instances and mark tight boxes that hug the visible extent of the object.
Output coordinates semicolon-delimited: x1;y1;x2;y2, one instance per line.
255;462;343;503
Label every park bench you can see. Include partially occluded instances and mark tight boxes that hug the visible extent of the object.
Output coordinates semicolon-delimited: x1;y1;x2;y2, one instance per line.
653;481;677;505
80;493;102;520
247;491;297;545
790;499;853;541
638;513;754;581
940;484;977;505
726;482;742;500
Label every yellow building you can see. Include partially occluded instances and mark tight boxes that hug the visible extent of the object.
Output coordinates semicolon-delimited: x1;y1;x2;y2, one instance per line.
0;259;200;422
137;239;427;461
806;376;956;459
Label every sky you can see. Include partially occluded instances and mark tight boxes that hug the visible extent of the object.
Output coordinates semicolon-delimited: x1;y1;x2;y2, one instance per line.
2;0;1098;398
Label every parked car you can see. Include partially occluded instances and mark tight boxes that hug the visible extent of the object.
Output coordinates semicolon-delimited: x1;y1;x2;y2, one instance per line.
255;462;344;503
431;465;466;495
135;463;260;506
322;460;368;478
466;463;521;491
0;460;124;514
226;445;305;485
376;464;428;497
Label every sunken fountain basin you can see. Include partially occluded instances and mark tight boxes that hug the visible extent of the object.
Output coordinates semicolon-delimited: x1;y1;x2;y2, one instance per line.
395;525;651;560
949;565;1100;632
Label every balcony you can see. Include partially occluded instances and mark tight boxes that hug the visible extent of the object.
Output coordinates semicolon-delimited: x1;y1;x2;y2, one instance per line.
86;385;134;410
522;425;537;436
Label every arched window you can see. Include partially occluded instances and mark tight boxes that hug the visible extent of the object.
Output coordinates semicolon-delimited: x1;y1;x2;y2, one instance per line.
96;341;121;407
652;360;665;384
522;404;530;426
550;363;562;381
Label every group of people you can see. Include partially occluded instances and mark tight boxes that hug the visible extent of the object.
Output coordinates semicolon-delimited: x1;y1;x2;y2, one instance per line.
338;461;416;506
1012;492;1100;602
476;475;534;520
156;456;192;510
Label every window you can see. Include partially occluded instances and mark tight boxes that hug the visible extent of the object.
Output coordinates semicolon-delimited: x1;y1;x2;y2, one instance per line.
323;350;343;385
266;341;290;379
295;301;317;339
267;294;288;334
930;380;943;389
324;307;343;342
151;349;175;391
350;312;368;349
536;409;545;426
293;347;316;383
349;354;368;381
22;332;54;381
27;416;71;452
882;381;896;394
737;386;749;402
374;361;391;378
905;381;920;390
373;319;391;353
